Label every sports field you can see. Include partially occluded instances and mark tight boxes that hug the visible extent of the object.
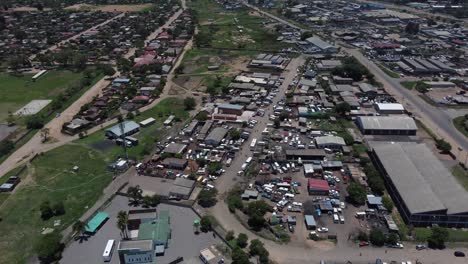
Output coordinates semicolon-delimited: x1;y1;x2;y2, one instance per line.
0;71;84;122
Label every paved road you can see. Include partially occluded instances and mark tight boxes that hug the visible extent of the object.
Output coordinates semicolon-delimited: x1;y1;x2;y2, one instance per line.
0;2;188;178
243;0;468;161
345;48;468;153
208;55;467;264
29;12;125;61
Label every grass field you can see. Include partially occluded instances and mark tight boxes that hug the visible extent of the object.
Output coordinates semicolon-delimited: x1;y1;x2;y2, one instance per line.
0;144;113;263
377;64;400;78
77;97;189;161
0;97;190;263
453;116;468;138
0;71;85;122
401;81;416;90
415;227;468;242
451;165;468;191
191;0;290;52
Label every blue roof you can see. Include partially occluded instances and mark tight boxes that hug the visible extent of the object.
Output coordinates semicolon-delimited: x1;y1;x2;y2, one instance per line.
85;212;109;233
305;215;316;226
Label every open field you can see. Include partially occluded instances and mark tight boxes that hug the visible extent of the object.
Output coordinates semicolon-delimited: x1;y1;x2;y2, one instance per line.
191;0;290;52
401;81;416;90
0;144;113;264
65;4;153;12
415;227;468;243
377;63;400;78
76;97;189;161
451;164;468;191
0;71;85;122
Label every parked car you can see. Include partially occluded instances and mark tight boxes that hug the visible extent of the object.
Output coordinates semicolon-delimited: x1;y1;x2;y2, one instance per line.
454;251;465;257
288;224;295;233
317;227;329;233
416;245;426;250
359;241;369;247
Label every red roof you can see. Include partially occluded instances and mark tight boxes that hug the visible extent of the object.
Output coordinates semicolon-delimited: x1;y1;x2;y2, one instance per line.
308;179;330;191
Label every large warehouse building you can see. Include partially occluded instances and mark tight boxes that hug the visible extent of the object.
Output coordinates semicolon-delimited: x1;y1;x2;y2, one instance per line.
356;116;417;135
370;142;468;227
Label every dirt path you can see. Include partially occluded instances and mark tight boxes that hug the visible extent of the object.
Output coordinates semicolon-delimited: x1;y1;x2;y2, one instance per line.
0;1;187;178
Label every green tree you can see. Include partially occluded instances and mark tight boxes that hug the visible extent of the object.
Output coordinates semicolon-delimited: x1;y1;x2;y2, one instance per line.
200;216;212;232
386;233;399;245
117;210;129;239
208;162;222;175
6;111;15;126
34;232;64;263
227;194;243;212
229;129;241;140
237;233;249;248
52;201;65;216
358;230;368;241
197;188;218;207
334;102;351;116
0;140;14;157
231;247;252;264
249;239;265;255
435;139;452;153
195;111;208;121
226;230;235;241
369;228;386;247
72;220;88;242
346;182;367;205
26;116;44;129
40;201;54;220
127;185;143;205
382;196;394;212
427;227;449;249
183;97;196;110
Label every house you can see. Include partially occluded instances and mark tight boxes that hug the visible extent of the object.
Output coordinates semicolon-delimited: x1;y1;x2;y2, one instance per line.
205;127;228;146
308;179;330;195
315;135;346;150
163;143;187;155
105;121;140;139
375;103;405;115
162;158;188;170
63;118;91;135
169;178;195;200
184;120;199;135
356;116;417;136
217;104;244;115
241;190;259;200
285;149;327;160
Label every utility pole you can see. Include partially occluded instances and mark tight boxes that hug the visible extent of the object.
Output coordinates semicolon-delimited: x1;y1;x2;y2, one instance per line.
118;115;128;160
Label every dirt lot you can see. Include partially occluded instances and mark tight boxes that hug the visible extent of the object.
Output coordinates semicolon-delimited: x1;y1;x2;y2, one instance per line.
65;4;153;12
426;87;465;103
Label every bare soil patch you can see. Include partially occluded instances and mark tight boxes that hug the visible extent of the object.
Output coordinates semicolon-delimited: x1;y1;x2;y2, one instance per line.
65;4;153;12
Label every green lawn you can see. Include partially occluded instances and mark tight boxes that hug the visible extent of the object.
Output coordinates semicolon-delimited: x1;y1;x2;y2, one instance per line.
76;97;189;161
0;71;84;121
453;116;468;138
377;64;400;78
414;227;468;242
0;144;113;264
401;81;416;90
451;165;468;191
191;0;290;52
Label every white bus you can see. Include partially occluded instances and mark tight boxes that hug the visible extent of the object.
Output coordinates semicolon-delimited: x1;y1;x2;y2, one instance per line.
250;138;257;150
103;239;115;262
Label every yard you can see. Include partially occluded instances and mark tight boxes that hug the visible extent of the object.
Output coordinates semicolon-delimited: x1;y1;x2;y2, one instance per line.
76;97;189;161
453;116;468;138
0;71;85;122
414;227;468;243
451;165;468;192
401;81;416;90
0;144;113;264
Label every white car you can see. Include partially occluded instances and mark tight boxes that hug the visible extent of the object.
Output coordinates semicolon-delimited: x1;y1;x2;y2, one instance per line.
317;227;329;233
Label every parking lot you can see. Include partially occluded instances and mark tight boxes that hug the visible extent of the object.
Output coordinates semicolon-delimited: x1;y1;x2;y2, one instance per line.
62;195;222;264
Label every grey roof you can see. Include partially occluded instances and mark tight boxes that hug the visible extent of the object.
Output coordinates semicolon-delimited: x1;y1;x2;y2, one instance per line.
357;116;417;131
173;178;195;189
198;120;213;140
367;195;383;205
304;215;316;227
371;142;468;215
306;36;335;50
205;127;228;144
106;121;140;137
163;143;187;154
218;104;244;111
315;135;346;146
118;240;153;251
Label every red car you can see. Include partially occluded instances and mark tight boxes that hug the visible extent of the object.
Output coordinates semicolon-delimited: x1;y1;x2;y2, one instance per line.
359;241;369;247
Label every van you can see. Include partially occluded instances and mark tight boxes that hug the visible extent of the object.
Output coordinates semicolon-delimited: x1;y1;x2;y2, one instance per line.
226;158;232;167
333;214;339;223
246;157;253;164
340;216;345;224
355;212;366;218
241;163;248;171
206;184;214;189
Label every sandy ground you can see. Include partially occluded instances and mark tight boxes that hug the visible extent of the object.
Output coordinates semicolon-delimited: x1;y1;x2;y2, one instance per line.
64;4;153;12
6;6;52;12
